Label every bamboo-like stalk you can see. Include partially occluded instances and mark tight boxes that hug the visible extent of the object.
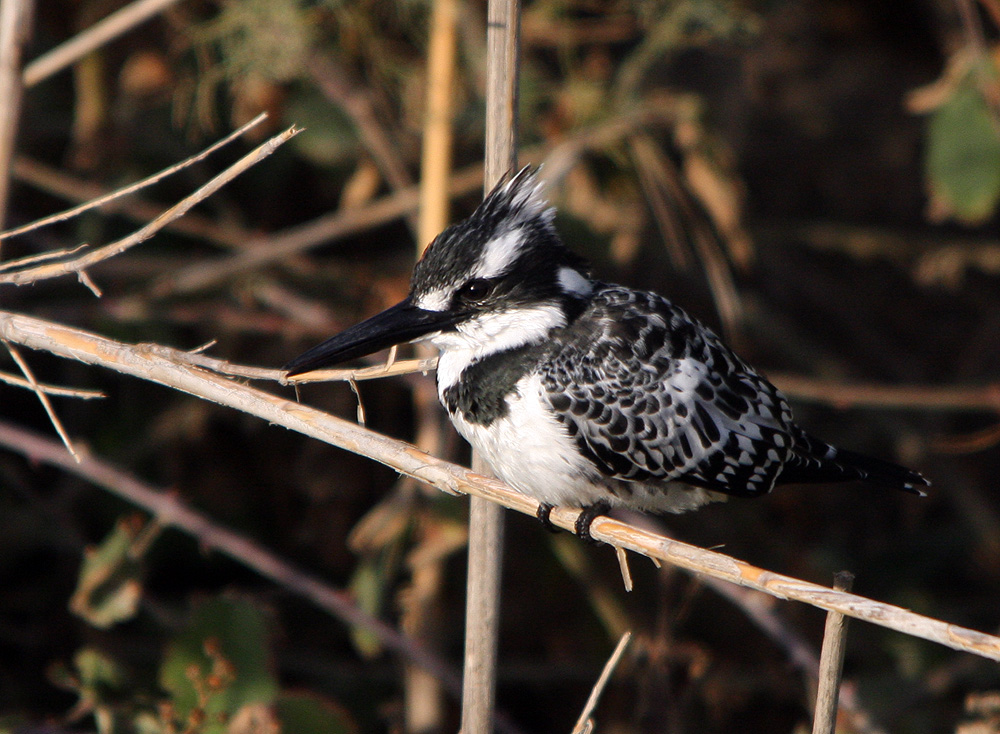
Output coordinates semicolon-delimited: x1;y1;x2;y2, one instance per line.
0;0;33;232
462;2;521;732
3;310;1000;665
405;0;460;730
812;572;855;734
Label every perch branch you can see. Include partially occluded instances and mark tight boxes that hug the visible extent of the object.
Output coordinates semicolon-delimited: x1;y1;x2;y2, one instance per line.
1;310;999;663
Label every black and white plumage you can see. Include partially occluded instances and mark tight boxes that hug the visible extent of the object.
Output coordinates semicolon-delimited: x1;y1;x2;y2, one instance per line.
285;168;928;533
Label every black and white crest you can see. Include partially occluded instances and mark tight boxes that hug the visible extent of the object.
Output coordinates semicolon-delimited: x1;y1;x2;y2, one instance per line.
411;168;590;313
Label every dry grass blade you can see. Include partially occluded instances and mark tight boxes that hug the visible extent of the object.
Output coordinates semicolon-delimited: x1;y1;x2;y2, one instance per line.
0;125;300;286
2;310;999;663
616;546;634;592
0;113;268;241
571;631;632;734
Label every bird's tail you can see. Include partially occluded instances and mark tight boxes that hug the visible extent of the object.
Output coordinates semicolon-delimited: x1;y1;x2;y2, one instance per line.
780;431;929;496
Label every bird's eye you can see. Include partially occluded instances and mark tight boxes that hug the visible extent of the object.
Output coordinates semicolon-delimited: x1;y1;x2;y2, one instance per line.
456;278;493;303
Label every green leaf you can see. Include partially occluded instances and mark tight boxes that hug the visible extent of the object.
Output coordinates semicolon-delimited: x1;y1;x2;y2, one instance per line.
74;647;124;695
70;518;147;629
159;596;278;731
347;556;388;658
926;79;1000;224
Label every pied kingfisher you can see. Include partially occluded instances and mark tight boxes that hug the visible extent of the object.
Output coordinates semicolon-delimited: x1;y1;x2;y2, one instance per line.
285;167;928;538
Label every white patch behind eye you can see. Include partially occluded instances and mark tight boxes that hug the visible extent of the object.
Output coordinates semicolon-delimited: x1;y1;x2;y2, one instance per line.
557;267;592;297
473;228;525;280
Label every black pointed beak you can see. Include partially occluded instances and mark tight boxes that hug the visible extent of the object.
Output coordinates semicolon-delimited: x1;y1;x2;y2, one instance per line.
284;298;457;377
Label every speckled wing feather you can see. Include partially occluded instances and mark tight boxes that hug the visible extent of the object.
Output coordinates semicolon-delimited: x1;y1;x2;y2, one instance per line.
539;286;798;498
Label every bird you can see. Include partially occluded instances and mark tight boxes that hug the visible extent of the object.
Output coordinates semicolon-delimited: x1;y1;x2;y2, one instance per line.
284;167;928;539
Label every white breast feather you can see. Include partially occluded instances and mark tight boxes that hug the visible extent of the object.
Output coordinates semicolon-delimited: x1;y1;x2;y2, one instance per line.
443;372;727;513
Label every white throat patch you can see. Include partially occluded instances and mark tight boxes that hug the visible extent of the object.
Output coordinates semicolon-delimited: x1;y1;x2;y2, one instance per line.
431;304;566;391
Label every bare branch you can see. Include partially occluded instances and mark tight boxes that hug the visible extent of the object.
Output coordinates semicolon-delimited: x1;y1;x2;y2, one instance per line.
22;0;184;88
0;113;268;241
1;309;999;663
0;126;300;286
10;157;248;248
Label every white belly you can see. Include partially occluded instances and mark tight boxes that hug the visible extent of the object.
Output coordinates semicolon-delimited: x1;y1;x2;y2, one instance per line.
441;371;726;513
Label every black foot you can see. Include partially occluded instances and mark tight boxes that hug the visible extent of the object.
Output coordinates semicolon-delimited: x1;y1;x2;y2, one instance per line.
535;503;560;533
574;501;611;544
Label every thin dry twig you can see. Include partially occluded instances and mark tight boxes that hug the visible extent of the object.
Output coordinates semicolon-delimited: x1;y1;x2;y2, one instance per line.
2;338;79;461
616;546;634;593
0;243;87;273
10;156;248;249
572;631;633;734
771;373;1000;414
934;421;1000;454
155;106;689;297
0;114;268;241
139;342;436;383
153;162;489;296
0;369;104;398
0;126;300;286
1;311;999;663
22;0;183;88
284;356;438;384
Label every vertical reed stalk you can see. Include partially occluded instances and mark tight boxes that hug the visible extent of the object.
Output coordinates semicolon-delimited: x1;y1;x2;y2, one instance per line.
461;1;520;731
